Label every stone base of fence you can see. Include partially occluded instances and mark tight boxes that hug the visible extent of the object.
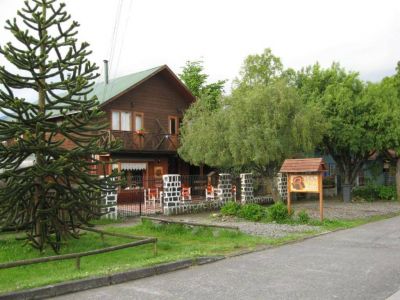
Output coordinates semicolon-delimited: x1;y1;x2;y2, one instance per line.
163;201;226;216
244;196;274;205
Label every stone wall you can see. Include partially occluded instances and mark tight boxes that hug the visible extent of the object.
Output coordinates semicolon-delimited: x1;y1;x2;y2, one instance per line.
277;173;288;200
163;201;225;215
217;173;232;203
100;176;118;219
162;174;181;214
240;173;254;204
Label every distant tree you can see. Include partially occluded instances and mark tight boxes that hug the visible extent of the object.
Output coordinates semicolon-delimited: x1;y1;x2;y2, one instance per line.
0;0;118;252
296;63;392;201
378;68;400;199
233;48;284;90
179;60;226;110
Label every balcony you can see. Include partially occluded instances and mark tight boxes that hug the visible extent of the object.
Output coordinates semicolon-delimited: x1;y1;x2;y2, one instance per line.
101;130;179;153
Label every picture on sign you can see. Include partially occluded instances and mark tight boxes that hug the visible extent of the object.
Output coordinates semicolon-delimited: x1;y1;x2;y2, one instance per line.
154;166;163;179
290;175;319;193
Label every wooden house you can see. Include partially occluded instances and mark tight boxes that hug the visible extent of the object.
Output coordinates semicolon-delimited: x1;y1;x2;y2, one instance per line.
59;65;199;188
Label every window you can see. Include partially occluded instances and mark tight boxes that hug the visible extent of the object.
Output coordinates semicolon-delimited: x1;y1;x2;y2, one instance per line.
112;111;119;130
111;111;132;131
169;117;176;135
169;116;181;135
121;112;131;131
134;113;144;131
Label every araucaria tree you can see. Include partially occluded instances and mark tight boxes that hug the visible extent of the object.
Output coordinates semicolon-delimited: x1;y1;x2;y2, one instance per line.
0;0;117;252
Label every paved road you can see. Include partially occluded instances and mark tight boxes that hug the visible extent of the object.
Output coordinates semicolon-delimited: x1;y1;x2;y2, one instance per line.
55;216;400;300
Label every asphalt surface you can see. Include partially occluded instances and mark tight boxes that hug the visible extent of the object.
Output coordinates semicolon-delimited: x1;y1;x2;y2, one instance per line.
55;216;400;300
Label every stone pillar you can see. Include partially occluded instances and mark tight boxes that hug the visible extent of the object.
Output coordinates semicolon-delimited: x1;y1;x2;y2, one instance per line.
217;173;232;203
277;173;287;201
240;173;254;204
100;176;118;219
162;174;181;213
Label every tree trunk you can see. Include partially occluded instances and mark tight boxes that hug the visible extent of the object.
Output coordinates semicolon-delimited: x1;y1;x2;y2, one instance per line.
342;168;352;203
396;158;400;201
34;1;47;251
265;176;279;202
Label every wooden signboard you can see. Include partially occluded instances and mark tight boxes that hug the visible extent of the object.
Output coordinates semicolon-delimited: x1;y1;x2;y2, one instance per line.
289;175;319;193
280;158;326;221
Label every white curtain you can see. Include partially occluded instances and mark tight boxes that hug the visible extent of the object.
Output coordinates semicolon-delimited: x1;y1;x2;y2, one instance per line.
135;114;143;130
121;112;131;131
112;111;120;130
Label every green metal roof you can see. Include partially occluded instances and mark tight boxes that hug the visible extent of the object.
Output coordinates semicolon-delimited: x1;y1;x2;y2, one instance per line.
0;65;190;120
92;65;164;105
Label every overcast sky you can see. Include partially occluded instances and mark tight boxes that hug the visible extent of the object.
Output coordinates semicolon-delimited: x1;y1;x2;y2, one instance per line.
1;0;400;94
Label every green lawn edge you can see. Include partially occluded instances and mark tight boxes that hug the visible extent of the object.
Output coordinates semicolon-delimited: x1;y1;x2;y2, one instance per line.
0;213;397;294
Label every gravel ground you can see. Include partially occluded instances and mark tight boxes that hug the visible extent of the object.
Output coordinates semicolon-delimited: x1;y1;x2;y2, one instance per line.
103;200;400;238
167;214;320;238
292;199;400;220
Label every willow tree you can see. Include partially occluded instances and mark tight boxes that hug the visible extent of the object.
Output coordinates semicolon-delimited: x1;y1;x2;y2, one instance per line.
0;0;118;252
179;79;325;200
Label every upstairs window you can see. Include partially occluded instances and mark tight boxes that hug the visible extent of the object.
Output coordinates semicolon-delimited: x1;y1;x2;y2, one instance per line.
169;116;177;135
134;112;144;131
111;111;132;131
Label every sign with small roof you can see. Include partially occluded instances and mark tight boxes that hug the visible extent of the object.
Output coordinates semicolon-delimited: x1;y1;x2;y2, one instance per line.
280;158;327;221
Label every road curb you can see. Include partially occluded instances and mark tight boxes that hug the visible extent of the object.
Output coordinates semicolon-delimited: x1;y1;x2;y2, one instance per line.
0;256;225;300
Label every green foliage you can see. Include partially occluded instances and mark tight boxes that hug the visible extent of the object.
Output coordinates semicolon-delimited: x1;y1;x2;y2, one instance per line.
353;184;397;201
295;63;397;200
0;222;277;293
378;185;397;200
179;77;326;179
179;60;226;111
0;0;118;252
220;201;241;216
267;201;291;223
233;48;284;89
297;210;310;224
238;204;266;221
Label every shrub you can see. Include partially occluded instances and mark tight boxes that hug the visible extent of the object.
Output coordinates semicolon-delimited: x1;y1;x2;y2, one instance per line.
238;204;266;221
352;184;397;201
377;185;397;200
220;201;241;216
352;184;377;201
267;201;291;223
297;210;310;224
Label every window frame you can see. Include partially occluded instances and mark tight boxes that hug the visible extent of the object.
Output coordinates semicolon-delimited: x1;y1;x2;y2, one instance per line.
111;110;133;132
169;116;179;135
134;112;145;131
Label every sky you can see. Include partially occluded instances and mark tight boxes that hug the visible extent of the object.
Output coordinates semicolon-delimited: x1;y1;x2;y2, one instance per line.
0;0;400;95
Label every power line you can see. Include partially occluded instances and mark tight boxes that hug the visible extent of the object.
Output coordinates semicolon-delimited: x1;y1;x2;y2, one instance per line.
112;0;133;81
102;0;123;101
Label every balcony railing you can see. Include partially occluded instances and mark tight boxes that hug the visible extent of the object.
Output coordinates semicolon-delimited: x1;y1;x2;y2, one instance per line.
101;130;179;152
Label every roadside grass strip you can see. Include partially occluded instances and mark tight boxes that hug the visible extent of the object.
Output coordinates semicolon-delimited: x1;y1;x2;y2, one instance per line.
0;220;307;293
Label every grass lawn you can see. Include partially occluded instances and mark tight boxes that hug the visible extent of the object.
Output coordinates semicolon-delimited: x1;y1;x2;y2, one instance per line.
0;220;312;294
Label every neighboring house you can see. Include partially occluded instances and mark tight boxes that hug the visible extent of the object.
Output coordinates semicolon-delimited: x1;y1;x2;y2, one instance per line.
322;151;396;194
53;65;202;187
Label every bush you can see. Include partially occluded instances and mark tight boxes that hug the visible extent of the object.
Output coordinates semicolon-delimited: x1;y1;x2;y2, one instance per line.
377;185;397;200
220;201;241;216
238;204;266;221
267;201;291;223
297;210;310;224
352;184;397;201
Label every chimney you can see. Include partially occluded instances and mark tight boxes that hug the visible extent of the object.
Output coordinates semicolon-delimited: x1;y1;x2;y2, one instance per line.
103;59;109;84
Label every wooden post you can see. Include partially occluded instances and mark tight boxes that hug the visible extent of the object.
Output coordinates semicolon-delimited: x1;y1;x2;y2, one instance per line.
287;174;291;214
76;257;81;270
319;172;324;221
153;241;157;256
